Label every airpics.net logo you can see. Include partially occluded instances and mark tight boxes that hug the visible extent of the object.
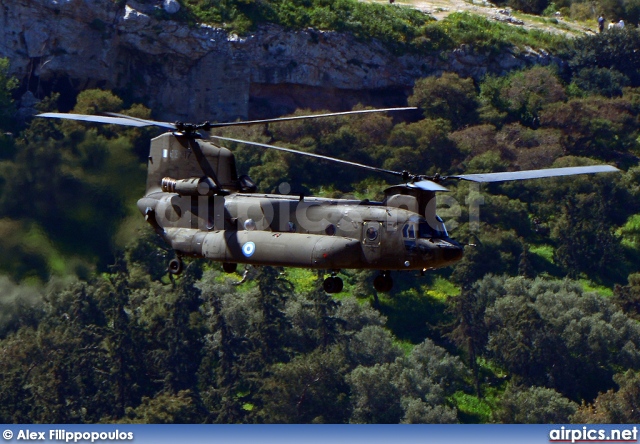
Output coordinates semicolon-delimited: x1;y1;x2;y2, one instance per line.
550;426;638;443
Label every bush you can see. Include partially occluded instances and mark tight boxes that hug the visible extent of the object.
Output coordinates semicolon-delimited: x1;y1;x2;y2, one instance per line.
508;0;550;14
569;2;595;21
567;28;640;86
569;67;630;98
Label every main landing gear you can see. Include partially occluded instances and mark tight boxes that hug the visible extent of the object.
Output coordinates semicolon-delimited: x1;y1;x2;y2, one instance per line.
373;271;393;292
323;271;344;294
222;262;238;273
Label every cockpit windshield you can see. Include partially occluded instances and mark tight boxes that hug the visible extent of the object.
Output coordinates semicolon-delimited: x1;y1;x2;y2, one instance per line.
418;216;448;239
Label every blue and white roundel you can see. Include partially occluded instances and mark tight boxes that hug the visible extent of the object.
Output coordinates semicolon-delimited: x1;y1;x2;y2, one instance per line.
242;242;256;257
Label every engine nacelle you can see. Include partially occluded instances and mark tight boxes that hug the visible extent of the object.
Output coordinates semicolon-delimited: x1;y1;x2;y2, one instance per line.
161;177;218;196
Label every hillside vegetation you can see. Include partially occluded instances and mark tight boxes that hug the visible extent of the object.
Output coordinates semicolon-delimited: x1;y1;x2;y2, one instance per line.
1;0;640;423
170;0;571;52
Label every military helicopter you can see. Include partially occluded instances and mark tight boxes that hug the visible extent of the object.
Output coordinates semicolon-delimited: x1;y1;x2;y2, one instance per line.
38;108;619;293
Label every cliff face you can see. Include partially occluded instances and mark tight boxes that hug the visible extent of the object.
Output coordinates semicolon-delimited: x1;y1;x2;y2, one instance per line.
1;0;556;121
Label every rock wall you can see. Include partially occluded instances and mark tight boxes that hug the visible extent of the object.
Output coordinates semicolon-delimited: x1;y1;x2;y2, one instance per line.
1;0;558;122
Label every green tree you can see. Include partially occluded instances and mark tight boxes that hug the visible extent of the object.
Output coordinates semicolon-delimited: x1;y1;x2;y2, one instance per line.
447;277;499;394
552;192;623;279
347;363;404;423
507;0;550;14
409;73;480;130
612;273;640;320
540;97;639;159
569;67;630;98
473;275;640;401
122;390;202;423
0;58;17;131
568;28;640;86
259;347;351;423
0;90;148;273
197;271;252;423
495;384;578;423
480;66;566;127
572;370;640;423
504;66;566;127
386;118;459;173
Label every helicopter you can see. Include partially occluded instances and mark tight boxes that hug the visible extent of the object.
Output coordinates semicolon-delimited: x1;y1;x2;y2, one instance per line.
38;108;619;293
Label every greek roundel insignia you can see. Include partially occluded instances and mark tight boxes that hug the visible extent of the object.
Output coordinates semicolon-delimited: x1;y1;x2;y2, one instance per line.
242;242;256;257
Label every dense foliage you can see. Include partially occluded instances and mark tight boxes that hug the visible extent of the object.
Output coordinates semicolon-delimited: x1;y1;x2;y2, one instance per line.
494;0;640;22
171;1;568;54
2;18;640;423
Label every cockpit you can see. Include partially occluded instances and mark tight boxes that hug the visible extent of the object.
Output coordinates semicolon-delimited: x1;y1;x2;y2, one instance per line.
402;216;448;241
402;216;450;253
401;216;463;264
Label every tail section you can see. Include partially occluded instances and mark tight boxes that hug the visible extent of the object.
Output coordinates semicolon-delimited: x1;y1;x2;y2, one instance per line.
146;133;238;194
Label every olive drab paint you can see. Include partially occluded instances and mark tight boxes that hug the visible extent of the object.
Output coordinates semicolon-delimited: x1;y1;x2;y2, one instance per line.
37;108;620;293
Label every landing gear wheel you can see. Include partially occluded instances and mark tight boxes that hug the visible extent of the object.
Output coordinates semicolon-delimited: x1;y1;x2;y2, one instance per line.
373;272;393;292
168;258;183;276
222;262;238;273
323;276;344;294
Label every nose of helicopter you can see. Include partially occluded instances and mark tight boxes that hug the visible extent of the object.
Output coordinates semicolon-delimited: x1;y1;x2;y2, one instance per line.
416;238;464;268
440;243;464;263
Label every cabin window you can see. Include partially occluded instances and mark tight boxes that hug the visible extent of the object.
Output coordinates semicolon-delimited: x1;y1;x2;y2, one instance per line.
362;221;382;246
325;224;336;236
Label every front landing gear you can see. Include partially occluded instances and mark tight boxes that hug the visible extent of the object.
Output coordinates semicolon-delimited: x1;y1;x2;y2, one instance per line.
374;271;393;292
323;271;344;294
168;257;183;276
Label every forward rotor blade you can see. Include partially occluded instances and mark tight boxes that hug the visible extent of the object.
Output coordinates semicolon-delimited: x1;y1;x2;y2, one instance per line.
409;179;450;192
37;112;168;128
205;107;418;128
209;135;404;177
450;165;620;183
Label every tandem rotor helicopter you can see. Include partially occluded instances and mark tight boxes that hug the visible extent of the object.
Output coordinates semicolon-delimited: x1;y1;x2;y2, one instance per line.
39;107;619;293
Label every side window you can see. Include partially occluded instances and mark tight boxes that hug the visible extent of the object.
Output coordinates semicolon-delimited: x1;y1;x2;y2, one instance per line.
363;221;382;246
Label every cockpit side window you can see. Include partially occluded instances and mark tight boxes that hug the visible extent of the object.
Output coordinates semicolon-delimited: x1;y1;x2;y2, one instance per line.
402;224;416;239
418;216;448;239
402;223;417;252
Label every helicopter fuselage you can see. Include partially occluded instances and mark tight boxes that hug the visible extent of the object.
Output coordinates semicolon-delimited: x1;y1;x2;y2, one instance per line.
139;191;463;272
35;113;619;293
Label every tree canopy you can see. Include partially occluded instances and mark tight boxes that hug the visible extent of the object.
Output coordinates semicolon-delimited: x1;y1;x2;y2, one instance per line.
1;22;640;423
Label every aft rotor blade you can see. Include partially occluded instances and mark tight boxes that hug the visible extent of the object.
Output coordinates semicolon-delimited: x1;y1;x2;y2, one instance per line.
210;135;404;177
103;112;177;129
450;165;620;183
206;107;418;128
37;112;173;128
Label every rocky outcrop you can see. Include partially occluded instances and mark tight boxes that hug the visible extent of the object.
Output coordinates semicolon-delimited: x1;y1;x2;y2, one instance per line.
1;0;559;122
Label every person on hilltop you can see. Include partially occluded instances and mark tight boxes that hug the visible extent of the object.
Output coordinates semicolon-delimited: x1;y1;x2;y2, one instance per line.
598;15;605;32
